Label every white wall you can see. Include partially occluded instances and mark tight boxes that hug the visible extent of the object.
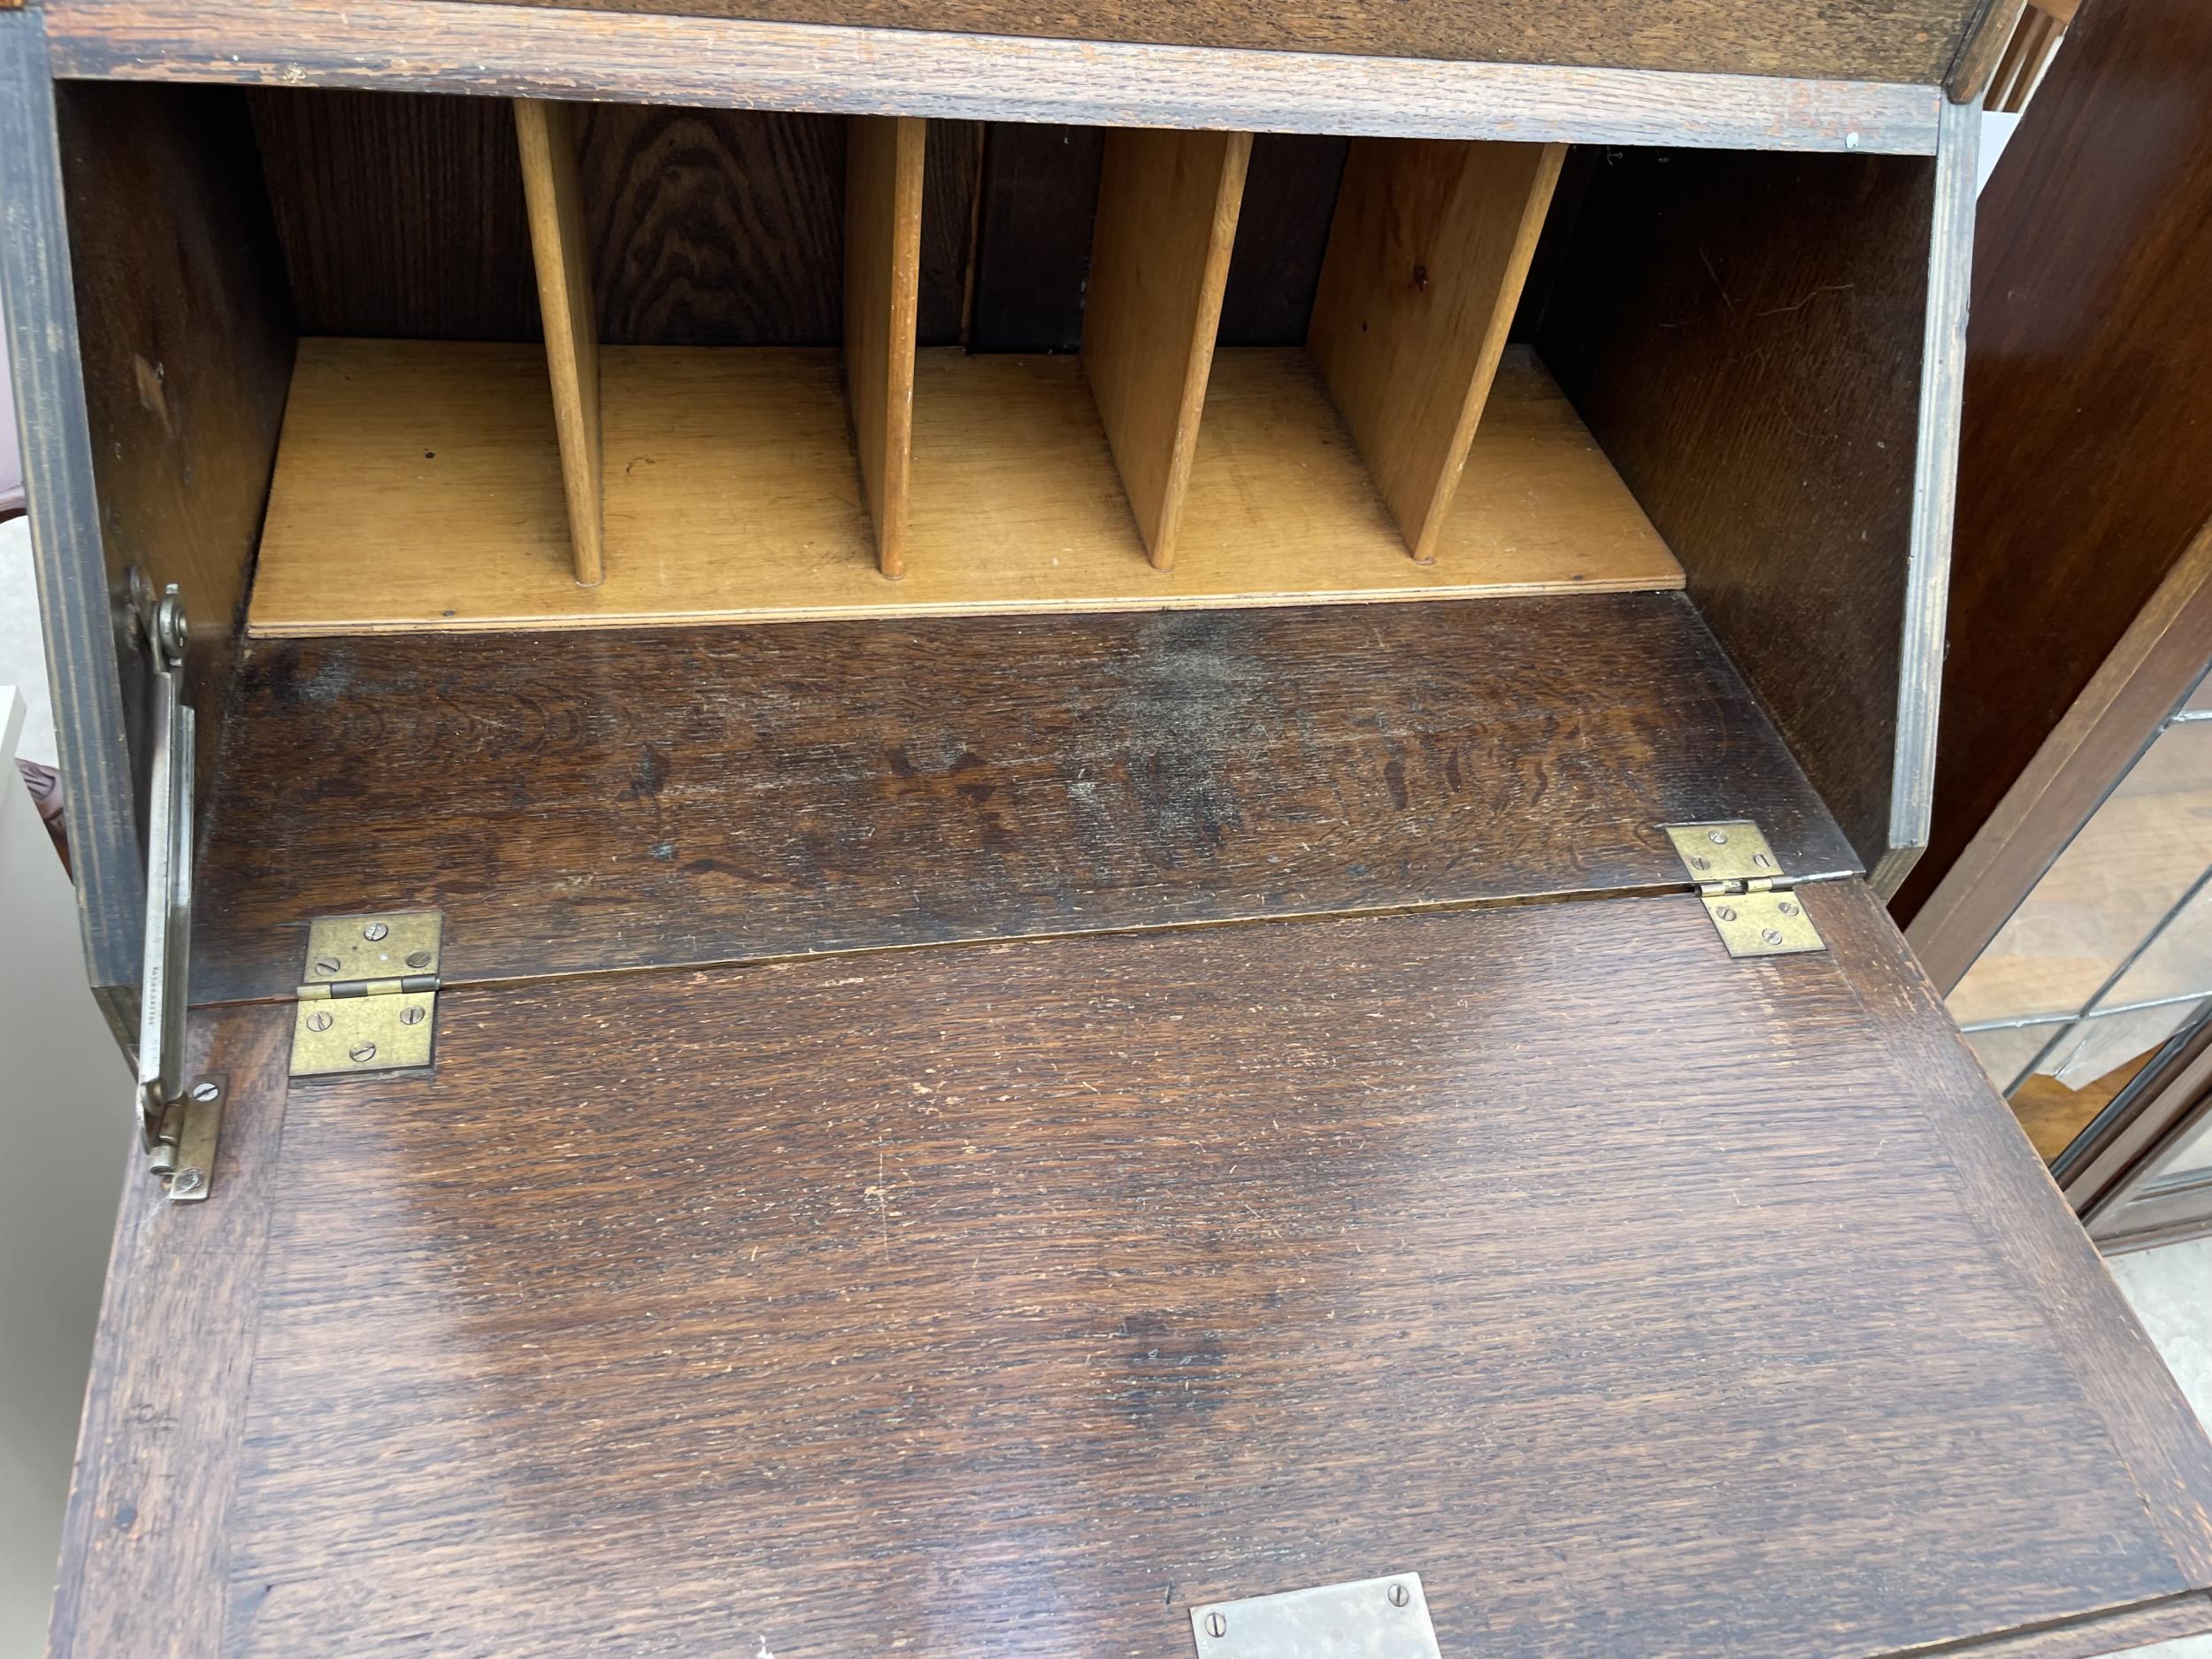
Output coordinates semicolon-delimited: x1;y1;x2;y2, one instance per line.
0;685;127;1655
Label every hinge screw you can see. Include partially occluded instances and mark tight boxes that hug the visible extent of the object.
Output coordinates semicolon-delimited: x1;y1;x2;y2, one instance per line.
1778;900;1800;916
1387;1583;1411;1609
362;922;389;941
305;1010;334;1033
1715;905;1738;922
314;956;342;975
1753;851;1774;869
1203;1613;1227;1639
1691;855;1710;871
190;1080;220;1102
349;1041;378;1064
171;1167;204;1196
400;1005;427;1025
1707;828;1729;844
1762;927;1785;946
406;949;433;969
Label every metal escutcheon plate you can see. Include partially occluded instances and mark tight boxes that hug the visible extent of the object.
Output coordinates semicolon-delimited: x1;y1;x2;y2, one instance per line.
1190;1573;1440;1659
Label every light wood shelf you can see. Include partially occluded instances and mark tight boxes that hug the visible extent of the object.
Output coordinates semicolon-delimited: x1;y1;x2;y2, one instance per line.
246;336;1684;635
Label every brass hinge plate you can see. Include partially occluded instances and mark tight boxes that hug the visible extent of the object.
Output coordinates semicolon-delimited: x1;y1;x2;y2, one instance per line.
289;911;442;1078
145;1077;224;1202
1190;1574;1439;1659
1663;821;1825;959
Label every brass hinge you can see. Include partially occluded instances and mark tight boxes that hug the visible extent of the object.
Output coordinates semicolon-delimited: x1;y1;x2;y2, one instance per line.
1663;820;1825;959
289;912;443;1077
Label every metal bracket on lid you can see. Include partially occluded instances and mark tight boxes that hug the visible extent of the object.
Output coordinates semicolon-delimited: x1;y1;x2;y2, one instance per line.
131;575;220;1202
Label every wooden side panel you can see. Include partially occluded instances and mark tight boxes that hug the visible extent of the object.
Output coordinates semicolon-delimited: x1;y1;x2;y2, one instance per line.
190;594;1848;1005
1309;138;1563;563
1893;0;2212;921
1080;127;1249;570
53;81;296;887
54;889;2212;1658
227;0;1983;85
1541;145;1935;870
843;115;924;579
513;98;603;587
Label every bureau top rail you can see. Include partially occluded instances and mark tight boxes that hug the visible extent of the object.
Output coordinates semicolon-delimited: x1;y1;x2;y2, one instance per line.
43;0;1944;157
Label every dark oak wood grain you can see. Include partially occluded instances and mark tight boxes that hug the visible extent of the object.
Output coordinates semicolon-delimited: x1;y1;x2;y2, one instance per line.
1218;132;1347;348
190;595;1859;1004
964;121;1101;355
1893;0;2212;924
1540;145;1935;872
577;102;845;346
44;0;1948;157
44;1004;294;1659
390;0;1977;84
250;90;856;347
918;116;980;345
51;886;2212;1657
247;88;541;343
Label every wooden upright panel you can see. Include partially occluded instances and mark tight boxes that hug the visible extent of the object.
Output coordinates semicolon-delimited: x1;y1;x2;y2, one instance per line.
1541;145;1937;872
1081;127;1249;571
512;97;603;586
1895;0;2212;925
1309;138;1564;564
51;887;2212;1658
843;114;925;578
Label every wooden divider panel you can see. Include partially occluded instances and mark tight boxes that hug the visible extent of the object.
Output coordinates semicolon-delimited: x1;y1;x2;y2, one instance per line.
844;115;925;579
1081;127;1250;572
512;97;604;587
1310;138;1564;565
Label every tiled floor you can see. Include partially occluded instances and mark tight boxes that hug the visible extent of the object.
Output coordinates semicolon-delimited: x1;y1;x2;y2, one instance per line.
2109;1235;2212;1657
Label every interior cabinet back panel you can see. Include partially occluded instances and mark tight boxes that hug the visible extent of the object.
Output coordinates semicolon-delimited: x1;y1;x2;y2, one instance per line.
187;594;1855;1004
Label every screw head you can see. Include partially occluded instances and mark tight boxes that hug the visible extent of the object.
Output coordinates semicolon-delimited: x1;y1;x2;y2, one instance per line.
305;1009;334;1033
1762;927;1786;946
1691;854;1710;871
314;956;342;976
1753;850;1774;869
348;1041;378;1064
362;921;389;941
1778;900;1800;917
399;1005;426;1026
1387;1583;1411;1609
171;1167;204;1196
1707;828;1729;844
1203;1613;1227;1639
405;949;433;970
189;1080;220;1102
1715;904;1738;922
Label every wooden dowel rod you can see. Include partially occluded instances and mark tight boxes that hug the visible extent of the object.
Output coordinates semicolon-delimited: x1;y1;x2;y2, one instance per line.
513;96;605;588
845;115;926;579
1309;138;1565;565
1081;127;1252;572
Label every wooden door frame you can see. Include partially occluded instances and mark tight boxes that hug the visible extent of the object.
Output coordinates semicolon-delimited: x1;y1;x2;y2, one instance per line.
1905;518;2212;995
